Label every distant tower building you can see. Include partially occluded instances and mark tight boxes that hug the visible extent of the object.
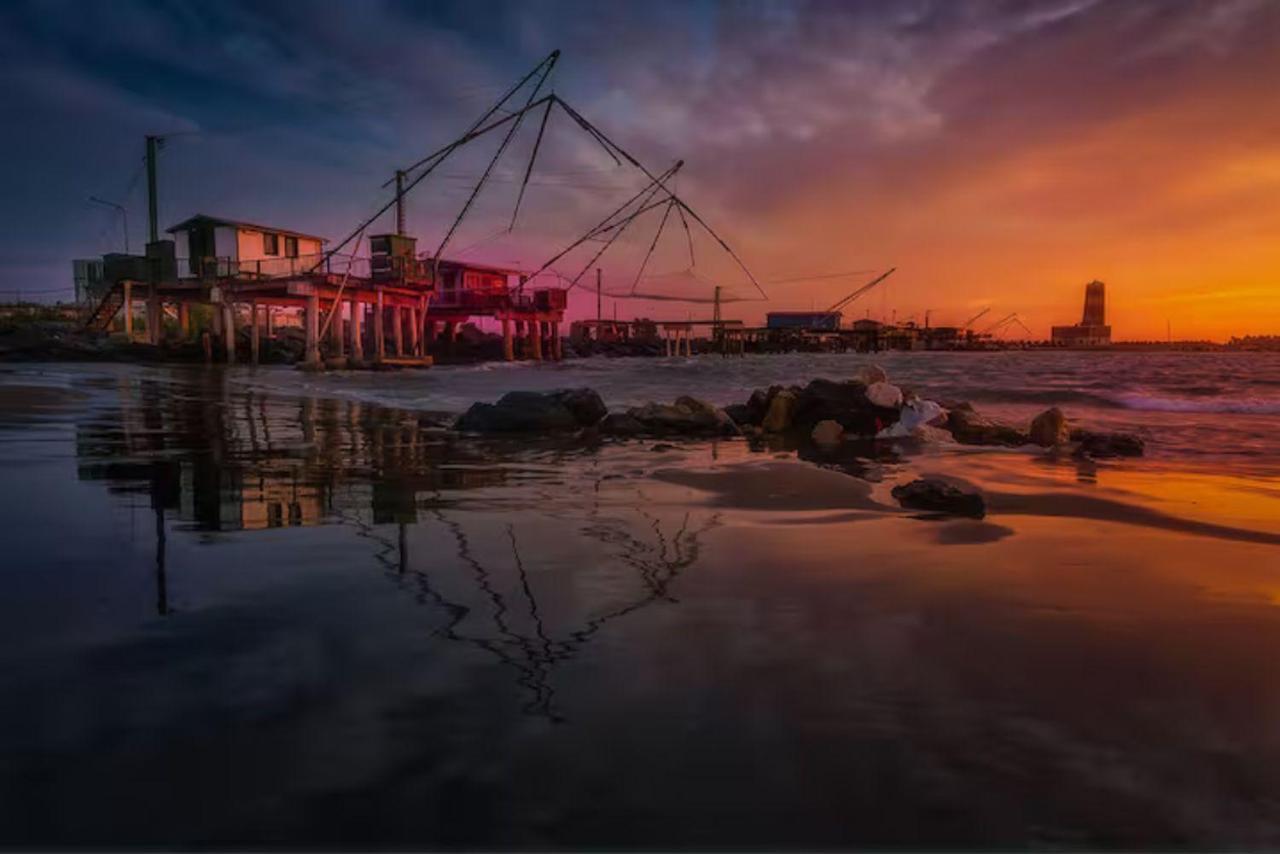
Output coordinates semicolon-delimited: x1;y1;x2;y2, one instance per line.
1052;279;1112;347
1081;280;1105;326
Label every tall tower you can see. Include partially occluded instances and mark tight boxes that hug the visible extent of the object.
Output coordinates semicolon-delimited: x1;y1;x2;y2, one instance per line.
1081;280;1106;327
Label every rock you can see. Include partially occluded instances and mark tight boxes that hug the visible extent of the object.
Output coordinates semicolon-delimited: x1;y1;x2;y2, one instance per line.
877;399;948;439
810;419;845;446
865;381;903;409
891;478;986;518
745;385;783;424
625;397;739;437
723;403;754;427
853;364;888;386
791;378;900;436
548;388;607;426
1071;429;1145;458
651;443;676;452
762;389;798;433
946;404;1029;446
1029;407;1070;447
599;412;646;436
455;390;583;433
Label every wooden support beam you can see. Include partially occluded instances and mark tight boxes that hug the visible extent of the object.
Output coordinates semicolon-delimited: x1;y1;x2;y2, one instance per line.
552;320;562;360
305;294;320;366
375;289;385;362
393;306;404;356
147;288;162;344
329;300;344;358
123;282;133;340
223;303;236;364
531;318;543;361
502;315;513;361
178;303;190;338
250;301;260;365
409;306;420;357
350;298;363;361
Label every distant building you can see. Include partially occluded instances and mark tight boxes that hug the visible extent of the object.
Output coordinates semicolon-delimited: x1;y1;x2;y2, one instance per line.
1052;280;1111;346
766;311;842;331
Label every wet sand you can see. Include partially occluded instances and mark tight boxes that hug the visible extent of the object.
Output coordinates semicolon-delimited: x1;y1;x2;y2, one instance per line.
0;363;1278;848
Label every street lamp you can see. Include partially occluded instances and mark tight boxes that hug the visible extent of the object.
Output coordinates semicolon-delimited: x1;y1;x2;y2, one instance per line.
88;196;130;254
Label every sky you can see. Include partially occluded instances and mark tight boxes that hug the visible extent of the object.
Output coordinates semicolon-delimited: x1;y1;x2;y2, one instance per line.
1;0;1277;340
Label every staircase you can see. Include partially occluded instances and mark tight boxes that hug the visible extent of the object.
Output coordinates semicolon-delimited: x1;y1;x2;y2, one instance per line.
83;283;124;332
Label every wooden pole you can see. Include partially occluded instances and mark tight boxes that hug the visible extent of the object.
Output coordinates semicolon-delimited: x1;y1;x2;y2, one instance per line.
250;301;260;365
147;288;161;344
223;303;236;364
122;282;133;340
531;318;543;361
178;303;190;339
409;306;420;357
552;320;562;360
502;315;513;361
350;298;363;361
375;289;385;362
393;306;404;356
329;301;344;358
305;294;320;366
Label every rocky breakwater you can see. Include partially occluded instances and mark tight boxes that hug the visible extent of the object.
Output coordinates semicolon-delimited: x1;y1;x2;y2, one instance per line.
449;366;1146;463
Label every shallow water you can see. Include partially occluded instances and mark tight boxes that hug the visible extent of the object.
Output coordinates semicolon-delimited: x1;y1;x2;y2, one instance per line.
0;360;1278;848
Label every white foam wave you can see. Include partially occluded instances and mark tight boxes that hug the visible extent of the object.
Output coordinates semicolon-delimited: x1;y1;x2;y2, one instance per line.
1112;394;1280;414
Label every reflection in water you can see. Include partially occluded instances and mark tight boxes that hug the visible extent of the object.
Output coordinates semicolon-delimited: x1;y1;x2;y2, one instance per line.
70;369;718;719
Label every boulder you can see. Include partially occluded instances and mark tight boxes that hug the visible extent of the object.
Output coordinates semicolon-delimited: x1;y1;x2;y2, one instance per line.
625;397;739;437
946;404;1029;446
811;419;845;446
791;378;900;436
761;389;798;433
1029;407;1070;447
723;403;754;427
1072;429;1145;458
745;385;783;424
891;478;986;519
853;364;888;386
454;388;605;433
599;412;646;437
865;381;903;409
549;388;608;426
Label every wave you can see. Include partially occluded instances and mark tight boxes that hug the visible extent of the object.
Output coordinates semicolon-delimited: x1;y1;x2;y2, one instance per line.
1110;394;1280;415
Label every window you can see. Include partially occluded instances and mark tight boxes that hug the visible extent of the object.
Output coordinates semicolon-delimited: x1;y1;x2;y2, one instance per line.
284;236;298;258
262;232;279;256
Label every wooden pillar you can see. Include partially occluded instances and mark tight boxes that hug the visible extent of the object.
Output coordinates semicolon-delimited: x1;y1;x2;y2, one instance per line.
223;303;236;364
393;305;404;357
305;294;320;366
502;315;513;362
551;320;562;360
531;317;543;361
418;296;428;355
664;330;672;357
329;301;344;358
349;299;363;361
122;282;133;340
147;288;161;344
409;307;420;357
178;303;190;339
375;289;385;362
250;301;260;365
264;306;274;337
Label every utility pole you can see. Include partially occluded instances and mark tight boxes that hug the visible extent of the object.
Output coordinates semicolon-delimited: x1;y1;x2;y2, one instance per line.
395;169;407;236
596;267;602;325
145;135;160;245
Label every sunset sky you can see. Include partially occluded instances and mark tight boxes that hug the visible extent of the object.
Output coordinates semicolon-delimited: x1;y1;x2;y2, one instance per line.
2;0;1277;340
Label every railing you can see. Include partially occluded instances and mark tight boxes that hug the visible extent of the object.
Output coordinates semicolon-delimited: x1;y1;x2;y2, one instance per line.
178;253;370;280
